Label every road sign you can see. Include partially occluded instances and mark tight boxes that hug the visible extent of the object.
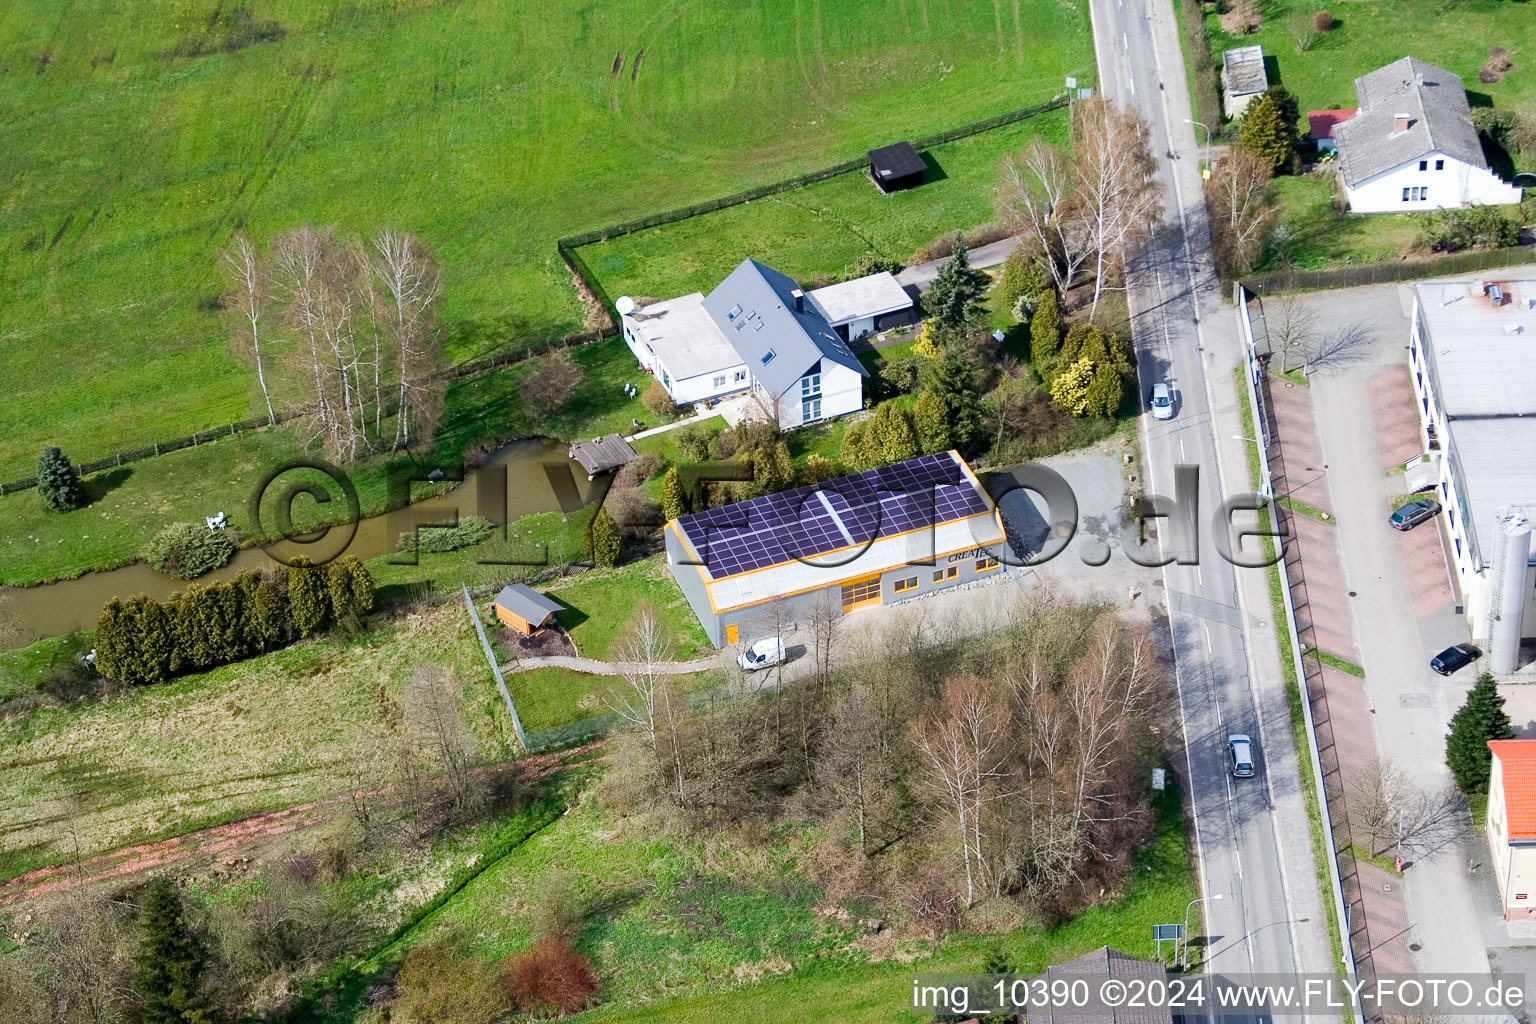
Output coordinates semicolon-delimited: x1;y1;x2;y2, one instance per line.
1153;924;1184;941
1066;76;1077;89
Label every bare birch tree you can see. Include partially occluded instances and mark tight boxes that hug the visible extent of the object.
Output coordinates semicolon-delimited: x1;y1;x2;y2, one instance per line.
606;601;690;808
1207;146;1277;276
370;229;446;450
1073;99;1161;318
222;233;278;425
995;140;1093;297
1270;294;1316;373
404;662;478;814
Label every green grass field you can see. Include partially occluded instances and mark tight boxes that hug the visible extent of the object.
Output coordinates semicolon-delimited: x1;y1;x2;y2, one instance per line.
1204;0;1536;132
1257;177;1425;270
579;109;1069;300
0;604;507;880
1;0;1092;483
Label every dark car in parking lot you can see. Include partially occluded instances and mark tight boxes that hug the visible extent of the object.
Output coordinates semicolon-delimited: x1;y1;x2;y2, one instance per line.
1390;498;1440;531
1430;643;1480;676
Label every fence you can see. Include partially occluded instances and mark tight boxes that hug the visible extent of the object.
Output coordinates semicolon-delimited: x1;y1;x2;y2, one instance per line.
4;94;1070;498
1241;244;1536;296
554;93;1073;314
1237;284;1368;1013
0;324;619;497
462;584;529;751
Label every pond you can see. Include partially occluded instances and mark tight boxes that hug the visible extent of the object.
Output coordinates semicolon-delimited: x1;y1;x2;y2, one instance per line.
0;438;607;647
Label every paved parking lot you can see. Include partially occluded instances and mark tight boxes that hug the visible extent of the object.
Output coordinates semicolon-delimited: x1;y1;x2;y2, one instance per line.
1267;279;1502;974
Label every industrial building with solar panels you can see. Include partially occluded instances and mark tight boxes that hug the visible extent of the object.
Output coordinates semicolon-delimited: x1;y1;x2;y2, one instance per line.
664;451;1010;648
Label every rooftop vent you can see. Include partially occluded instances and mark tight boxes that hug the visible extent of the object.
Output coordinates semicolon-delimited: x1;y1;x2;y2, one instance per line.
1490;283;1506;306
790;288;805;312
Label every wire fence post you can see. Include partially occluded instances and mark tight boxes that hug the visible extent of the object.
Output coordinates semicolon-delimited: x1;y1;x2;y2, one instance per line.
462;584;528;751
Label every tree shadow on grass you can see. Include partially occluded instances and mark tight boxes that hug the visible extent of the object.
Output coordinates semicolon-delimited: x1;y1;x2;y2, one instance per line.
81;467;132;505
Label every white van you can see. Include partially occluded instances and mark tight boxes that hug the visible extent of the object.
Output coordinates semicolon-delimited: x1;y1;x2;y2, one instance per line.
737;636;786;671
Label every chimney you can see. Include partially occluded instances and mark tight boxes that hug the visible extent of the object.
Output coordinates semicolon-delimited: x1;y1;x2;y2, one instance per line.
790;288;804;312
1393;112;1411;133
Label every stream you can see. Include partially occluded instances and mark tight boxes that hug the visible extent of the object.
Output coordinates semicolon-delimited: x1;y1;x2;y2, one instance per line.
0;438;607;648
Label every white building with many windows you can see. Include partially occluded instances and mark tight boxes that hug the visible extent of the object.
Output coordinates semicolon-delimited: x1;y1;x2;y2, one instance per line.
1407;279;1536;648
1334;57;1523;214
618;259;877;425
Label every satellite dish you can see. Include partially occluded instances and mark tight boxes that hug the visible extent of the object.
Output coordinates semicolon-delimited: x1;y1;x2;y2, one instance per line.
615;296;636;316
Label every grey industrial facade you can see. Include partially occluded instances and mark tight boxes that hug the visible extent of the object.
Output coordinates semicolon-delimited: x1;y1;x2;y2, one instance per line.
664;451;1009;648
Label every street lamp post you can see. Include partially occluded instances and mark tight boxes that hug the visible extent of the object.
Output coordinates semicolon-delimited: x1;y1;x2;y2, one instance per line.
1183;118;1211;172
1183;893;1223;969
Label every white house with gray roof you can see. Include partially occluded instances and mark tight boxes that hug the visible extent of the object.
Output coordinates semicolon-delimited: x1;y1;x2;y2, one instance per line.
619;258;871;426
1333;57;1523;213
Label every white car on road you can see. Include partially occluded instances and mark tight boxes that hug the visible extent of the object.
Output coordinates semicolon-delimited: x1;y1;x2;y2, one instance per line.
737;636;786;671
1150;382;1174;420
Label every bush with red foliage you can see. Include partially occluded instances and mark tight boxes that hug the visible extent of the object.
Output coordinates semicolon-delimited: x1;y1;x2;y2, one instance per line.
501;938;599;1018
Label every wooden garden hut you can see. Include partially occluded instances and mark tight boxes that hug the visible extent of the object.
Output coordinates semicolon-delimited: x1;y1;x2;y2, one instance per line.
866;142;925;193
492;584;564;635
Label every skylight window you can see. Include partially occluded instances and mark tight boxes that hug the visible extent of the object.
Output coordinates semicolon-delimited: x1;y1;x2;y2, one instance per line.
727;304;742;320
761;349;776;365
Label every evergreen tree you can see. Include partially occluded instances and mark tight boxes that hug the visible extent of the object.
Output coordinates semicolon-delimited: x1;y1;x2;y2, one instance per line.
1239;93;1293;172
911;319;941;360
94;598;132;683
1029;289;1061;366
589;506;622;567
913;388;952;454
245;570;292;653
993;245;1043;316
840;420;882;472
129;594;175;684
287;559;330;637
343;556;375;615
661;467;688;521
918;348;983;451
1265;84;1300;144
36;446;84;513
1446;672;1515;795
1082;360;1126;418
869;402;920;465
134;878;215;1024
1049;356;1096;415
923;234;989;334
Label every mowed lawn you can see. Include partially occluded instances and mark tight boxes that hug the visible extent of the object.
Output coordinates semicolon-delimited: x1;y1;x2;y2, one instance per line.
0;0;1092;481
0;604;509;880
580;108;1071;300
1203;0;1536;140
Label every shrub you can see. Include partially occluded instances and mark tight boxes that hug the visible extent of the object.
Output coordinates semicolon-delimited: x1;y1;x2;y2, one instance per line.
800;454;845;484
840;420;881;472
1313;9;1333;31
398;515;495;555
847;250;902;279
1013;291;1041;324
501;938;599;1018
36;446;84;512
912;319;942;359
1419;207;1520;253
675;423;714;461
288;559;331;636
391;935;504;1024
994;247;1046;316
520;351;581;419
867;402;920;465
143;521;235;579
878;354;920;397
961;222;1014;249
913;389;951;453
615;452;663;489
642;380;680;418
1049;356;1095;415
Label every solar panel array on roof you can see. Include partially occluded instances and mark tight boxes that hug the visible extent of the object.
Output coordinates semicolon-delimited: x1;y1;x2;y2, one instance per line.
675;452;991;580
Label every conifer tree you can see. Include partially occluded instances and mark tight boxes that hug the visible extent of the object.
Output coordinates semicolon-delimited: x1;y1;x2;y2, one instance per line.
589;506;622;567
134;878;214;1024
1029;289;1062;366
1239;93;1293;172
869;402;920;464
913;389;951;454
661;467;688;521
37;446;84;512
924;235;989;334
287;559;330;637
1446;672;1514;795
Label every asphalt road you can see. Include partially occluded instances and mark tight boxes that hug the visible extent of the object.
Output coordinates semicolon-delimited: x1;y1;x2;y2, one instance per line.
1086;0;1310;979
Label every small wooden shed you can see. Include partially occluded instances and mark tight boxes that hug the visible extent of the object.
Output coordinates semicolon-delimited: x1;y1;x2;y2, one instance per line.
866;142;926;193
492;584;564;635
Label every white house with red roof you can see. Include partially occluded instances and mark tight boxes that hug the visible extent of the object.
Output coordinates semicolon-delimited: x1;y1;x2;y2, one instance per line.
1487;740;1536;920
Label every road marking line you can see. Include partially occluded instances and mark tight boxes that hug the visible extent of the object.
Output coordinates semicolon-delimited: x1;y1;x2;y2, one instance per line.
1179;437;1186;459
1205;624;1213;652
1122;31;1128;51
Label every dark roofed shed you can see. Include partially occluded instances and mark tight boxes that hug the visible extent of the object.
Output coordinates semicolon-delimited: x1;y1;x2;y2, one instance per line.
569;434;637;480
493;584;564;635
866;142;925;193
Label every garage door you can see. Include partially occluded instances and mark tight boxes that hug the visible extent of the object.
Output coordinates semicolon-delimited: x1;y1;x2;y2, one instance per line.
840;574;882;613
